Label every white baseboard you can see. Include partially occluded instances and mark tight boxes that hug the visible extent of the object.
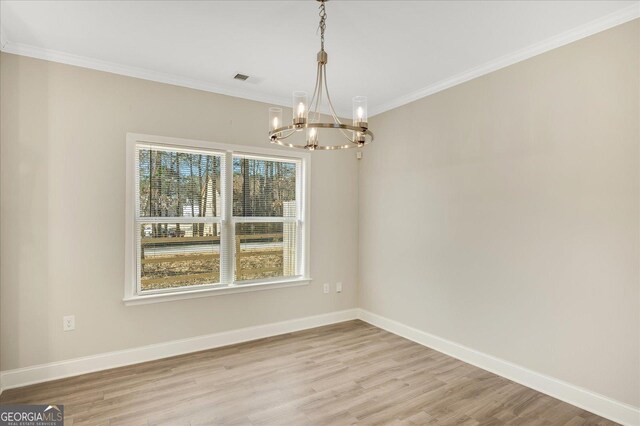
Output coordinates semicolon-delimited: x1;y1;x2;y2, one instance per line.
2;307;637;425
0;308;358;392
357;309;640;426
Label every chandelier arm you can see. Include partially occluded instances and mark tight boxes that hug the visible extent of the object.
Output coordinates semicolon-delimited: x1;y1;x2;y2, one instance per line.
321;65;341;123
339;129;357;143
308;61;321;121
312;63;322;123
321;64;357;142
276;128;299;140
316;64;324;122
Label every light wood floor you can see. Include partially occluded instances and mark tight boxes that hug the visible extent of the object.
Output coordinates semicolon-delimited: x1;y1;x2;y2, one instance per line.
1;320;616;426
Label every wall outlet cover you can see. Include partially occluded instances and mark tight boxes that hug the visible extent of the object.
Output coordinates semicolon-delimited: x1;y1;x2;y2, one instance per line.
63;315;75;331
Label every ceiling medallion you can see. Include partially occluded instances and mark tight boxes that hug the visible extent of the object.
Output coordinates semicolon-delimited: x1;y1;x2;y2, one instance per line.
268;0;374;151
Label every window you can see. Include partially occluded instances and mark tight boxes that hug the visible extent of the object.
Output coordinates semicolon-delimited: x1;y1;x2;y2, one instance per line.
233;155;300;282
125;134;310;304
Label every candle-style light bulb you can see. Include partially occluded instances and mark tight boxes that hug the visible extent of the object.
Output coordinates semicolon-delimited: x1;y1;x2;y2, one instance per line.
352;96;368;129
293;92;308;126
269;107;283;134
307;127;318;150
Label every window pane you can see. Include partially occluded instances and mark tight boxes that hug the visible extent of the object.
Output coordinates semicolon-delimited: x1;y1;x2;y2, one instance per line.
235;222;297;282
140;222;221;291
233;157;297;217
138;148;222;218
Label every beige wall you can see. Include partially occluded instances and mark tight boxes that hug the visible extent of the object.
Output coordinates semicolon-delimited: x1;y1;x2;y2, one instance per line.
359;20;639;407
0;53;359;370
1;17;638;410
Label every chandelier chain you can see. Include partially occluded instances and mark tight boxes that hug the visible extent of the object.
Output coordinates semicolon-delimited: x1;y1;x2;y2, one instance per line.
318;0;327;51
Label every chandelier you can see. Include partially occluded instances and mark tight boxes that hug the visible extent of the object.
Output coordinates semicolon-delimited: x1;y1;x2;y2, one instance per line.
268;0;374;150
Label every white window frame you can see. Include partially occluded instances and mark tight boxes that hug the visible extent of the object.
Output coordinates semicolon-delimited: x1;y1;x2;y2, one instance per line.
124;133;311;305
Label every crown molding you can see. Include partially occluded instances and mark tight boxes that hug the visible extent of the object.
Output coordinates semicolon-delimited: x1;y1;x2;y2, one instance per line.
0;39;351;117
0;38;293;110
368;3;640;117
0;0;6;50
0;25;7;50
0;3;637;118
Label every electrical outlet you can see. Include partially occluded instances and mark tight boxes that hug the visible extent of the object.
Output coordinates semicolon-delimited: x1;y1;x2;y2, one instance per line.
336;282;342;293
323;283;330;294
63;315;75;331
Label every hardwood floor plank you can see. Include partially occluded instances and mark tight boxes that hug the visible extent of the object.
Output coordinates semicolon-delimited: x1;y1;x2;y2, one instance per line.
0;320;617;425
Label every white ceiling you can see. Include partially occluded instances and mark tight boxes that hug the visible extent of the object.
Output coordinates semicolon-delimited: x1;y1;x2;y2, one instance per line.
1;1;638;117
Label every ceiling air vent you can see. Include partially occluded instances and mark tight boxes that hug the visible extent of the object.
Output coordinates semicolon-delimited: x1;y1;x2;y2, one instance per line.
234;73;249;81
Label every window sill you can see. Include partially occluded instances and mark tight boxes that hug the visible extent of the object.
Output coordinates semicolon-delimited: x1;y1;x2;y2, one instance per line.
123;277;312;306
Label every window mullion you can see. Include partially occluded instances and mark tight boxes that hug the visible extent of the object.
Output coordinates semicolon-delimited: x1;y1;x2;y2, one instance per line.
134;217;221;224
296;161;304;277
135;218;142;295
232;217;294;223
221;151;235;286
